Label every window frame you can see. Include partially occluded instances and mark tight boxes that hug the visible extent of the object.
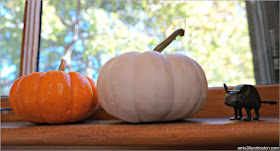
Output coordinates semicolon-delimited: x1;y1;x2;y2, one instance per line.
245;1;279;84
20;0;42;76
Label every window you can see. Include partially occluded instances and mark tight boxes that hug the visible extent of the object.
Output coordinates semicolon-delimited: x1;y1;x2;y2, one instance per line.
1;0;279;97
39;0;254;87
0;0;25;96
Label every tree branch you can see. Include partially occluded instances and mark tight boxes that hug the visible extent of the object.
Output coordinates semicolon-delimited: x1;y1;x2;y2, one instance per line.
76;0;81;26
64;35;94;53
57;14;72;28
73;0;81;40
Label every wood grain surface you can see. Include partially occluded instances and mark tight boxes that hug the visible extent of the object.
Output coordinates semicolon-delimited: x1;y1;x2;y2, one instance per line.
1;85;279;122
1;117;279;150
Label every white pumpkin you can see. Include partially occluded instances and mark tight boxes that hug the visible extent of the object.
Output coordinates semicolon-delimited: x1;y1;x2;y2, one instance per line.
97;29;208;123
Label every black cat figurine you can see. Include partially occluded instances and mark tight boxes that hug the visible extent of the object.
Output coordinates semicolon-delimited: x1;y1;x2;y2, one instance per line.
223;83;277;121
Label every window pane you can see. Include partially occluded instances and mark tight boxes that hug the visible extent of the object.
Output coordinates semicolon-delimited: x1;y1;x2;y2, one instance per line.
39;0;254;87
0;0;25;96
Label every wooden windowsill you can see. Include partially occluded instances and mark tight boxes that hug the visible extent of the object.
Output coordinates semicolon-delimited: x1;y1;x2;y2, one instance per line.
1;117;279;150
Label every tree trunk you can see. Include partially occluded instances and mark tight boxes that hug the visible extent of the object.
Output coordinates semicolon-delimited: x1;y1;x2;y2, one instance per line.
62;0;81;71
86;55;94;78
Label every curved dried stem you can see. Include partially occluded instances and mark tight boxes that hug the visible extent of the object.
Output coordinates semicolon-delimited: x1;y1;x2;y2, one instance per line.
153;29;185;53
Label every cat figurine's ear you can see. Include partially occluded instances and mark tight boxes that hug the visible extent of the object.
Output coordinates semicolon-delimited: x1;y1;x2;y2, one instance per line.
224;83;229;93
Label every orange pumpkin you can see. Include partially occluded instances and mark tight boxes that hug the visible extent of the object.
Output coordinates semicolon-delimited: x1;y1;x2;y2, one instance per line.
9;59;99;124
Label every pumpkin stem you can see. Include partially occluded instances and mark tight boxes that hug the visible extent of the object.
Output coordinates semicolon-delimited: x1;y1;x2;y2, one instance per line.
153;29;185;53
58;59;67;71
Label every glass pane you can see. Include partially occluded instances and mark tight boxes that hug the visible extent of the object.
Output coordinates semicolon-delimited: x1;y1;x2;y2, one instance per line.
39;0;254;87
0;0;25;96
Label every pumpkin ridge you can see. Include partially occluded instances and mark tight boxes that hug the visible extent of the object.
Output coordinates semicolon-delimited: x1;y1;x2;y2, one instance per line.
188;60;208;117
133;54;144;123
77;73;93;120
11;76;26;120
20;72;46;123
103;57;119;119
83;76;93;118
184;59;203;118
16;76;34;121
66;72;73;123
155;54;174;121
156;54;174;120
162;56;175;121
36;72;47;123
68;72;80;123
85;76;99;117
96;58;115;116
107;57;123;121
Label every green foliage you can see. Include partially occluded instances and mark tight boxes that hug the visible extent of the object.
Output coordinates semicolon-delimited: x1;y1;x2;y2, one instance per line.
1;0;255;96
0;0;25;95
